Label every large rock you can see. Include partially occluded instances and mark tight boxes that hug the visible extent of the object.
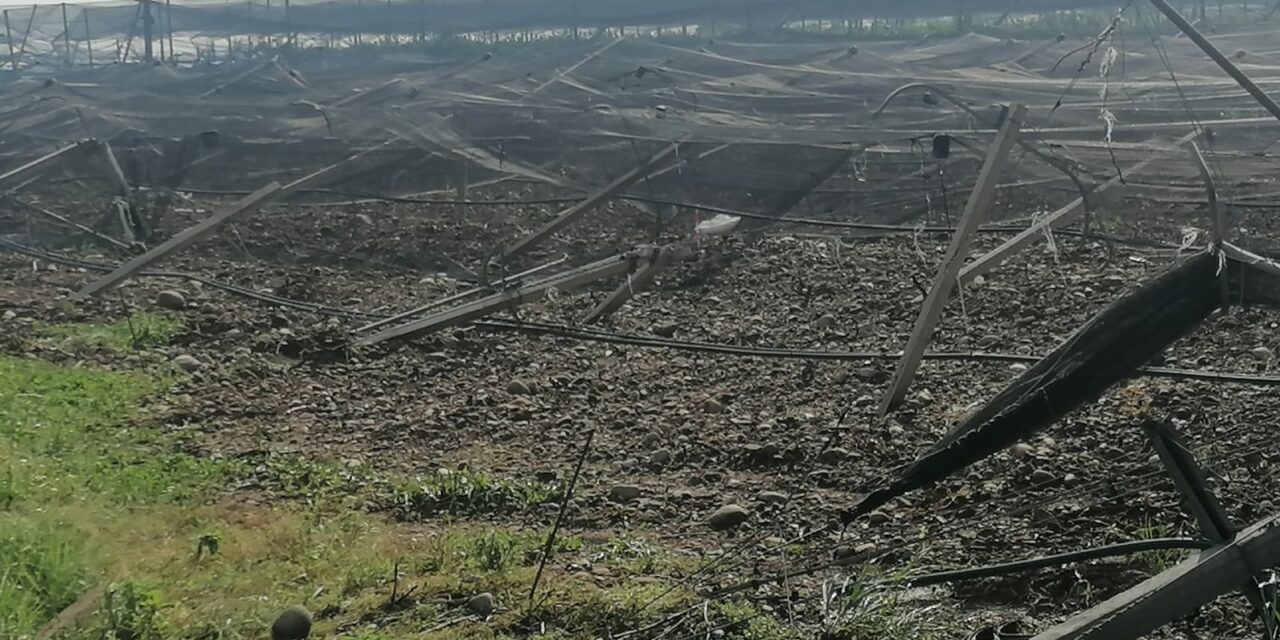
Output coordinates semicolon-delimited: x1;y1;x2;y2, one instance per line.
609;484;642;503
1250;346;1274;363
270;605;312;640
467;592;495;616
156;290;187;310
506;379;532;395
708;504;751;531
173;354;202;372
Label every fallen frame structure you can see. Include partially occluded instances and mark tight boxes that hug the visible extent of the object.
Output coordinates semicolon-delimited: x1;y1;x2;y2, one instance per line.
845;244;1280;639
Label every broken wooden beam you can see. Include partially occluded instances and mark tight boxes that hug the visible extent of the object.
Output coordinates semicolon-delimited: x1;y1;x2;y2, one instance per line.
500;140;684;262
1148;0;1280;124
72;139;398;298
848;251;1222;522
94;140;130;198
582;244;688;324
72;182;283;299
1031;512;1280;640
0;141;90;191
958;130;1200;286
879;104;1026;416
354;249;660;346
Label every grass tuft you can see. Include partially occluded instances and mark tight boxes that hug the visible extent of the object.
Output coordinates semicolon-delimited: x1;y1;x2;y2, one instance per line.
389;468;560;519
36;312;184;352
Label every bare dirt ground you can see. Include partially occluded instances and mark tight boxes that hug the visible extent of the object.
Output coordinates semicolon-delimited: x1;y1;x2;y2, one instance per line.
5;179;1279;638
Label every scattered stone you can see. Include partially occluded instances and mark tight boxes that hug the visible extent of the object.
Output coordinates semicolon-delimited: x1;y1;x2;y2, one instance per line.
1250;346;1274;362
506;379;532;395
701;398;725;414
866;511;891;526
818;447;849;464
815;314;837;330
756;491;788;504
653;323;679;338
1009;363;1029;372
609;484;642;503
467;592;495;617
535;471;558;483
649;448;673;466
1030;469;1056;484
742;443;781;465
708;504;751;531
852;366;882;382
270;605;312;640
355;213;374;225
1010;443;1035;460
977;335;1000;349
155;289;186;310
834;542;878;560
173;354;202;372
1063;473;1078;486
2;310;15;321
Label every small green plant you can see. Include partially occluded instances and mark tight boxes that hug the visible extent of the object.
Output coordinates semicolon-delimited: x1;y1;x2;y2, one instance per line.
390;469;558;518
0;518;90;637
1131;519;1183;576
36;312;184;352
99;582;166;640
467;531;522;572
818;571;938;640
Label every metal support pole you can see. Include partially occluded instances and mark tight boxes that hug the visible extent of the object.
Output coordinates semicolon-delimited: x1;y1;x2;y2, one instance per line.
83;7;92;68
3;10;16;71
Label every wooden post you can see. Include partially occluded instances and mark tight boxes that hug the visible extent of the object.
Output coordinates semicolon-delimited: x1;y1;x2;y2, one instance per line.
1185;141;1231;310
141;0;154;62
83;8;93;68
1148;0;1280;124
4;10;16;71
878;104;1026;416
1031;513;1280;640
165;0;173;62
355;251;660;345
454;162;468;202
582;244;687;323
60;3;70;66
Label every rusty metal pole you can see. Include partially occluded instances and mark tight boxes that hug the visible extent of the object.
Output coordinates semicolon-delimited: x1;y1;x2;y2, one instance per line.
1148;0;1280;123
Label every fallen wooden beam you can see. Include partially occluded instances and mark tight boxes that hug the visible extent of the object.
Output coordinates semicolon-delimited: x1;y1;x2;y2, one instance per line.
1031;512;1280;640
500;139;684;262
582;244;689;323
848;251;1222;522
71;182;283;299
0;141;90;191
958;130;1200;285
523;37;623;100
354;249;659;346
879;104;1026;416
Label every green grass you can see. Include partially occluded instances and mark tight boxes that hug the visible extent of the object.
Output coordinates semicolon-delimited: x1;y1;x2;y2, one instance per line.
389;468;560;519
0;327;701;639
35;312;185;352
